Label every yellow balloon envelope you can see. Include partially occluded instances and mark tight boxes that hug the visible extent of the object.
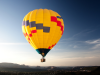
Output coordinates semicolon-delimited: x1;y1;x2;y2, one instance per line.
22;9;64;62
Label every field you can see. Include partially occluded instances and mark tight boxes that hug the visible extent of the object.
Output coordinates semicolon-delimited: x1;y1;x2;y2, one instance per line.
0;70;100;75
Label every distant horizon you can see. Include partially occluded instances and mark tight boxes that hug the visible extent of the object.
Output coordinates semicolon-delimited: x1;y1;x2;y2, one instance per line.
0;62;99;67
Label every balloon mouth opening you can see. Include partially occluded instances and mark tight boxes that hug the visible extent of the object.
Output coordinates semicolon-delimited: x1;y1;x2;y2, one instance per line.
36;48;50;57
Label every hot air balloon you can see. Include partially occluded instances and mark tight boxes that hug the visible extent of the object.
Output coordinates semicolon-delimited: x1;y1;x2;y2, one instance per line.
22;9;64;62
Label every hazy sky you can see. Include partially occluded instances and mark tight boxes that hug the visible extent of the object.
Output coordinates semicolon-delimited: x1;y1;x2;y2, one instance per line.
0;0;100;66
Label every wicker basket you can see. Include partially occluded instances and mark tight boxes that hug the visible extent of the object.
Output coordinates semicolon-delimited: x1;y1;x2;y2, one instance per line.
41;58;45;62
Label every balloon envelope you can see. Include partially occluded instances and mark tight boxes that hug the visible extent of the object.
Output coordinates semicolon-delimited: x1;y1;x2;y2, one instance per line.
22;9;64;57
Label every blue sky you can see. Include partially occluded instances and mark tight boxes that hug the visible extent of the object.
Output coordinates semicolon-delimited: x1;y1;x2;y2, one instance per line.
0;0;100;66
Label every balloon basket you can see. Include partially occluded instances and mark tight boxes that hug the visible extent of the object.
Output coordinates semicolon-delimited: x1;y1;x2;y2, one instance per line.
41;58;45;62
